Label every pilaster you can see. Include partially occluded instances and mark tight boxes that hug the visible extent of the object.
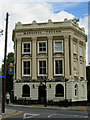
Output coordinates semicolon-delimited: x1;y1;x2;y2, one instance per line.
32;37;37;80
48;36;53;79
70;36;74;79
17;38;21;80
83;43;86;80
77;40;80;80
64;35;70;79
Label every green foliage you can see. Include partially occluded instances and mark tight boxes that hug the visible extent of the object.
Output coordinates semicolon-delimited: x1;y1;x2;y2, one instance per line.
2;52;14;93
2;52;14;73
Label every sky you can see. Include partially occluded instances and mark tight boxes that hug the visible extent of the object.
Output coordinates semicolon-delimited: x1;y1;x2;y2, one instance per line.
0;0;89;69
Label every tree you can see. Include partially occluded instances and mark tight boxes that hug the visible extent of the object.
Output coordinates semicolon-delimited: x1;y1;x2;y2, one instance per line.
2;52;14;93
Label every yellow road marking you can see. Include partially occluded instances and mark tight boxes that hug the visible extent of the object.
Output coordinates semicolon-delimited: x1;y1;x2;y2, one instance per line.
2;111;23;119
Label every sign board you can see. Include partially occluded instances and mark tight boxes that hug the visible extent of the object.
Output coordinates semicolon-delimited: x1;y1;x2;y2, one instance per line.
8;63;14;75
0;75;5;78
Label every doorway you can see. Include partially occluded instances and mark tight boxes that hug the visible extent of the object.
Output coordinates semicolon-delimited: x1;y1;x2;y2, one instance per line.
38;84;46;104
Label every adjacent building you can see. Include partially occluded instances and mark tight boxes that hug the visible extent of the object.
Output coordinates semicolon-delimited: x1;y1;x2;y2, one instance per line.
12;19;87;103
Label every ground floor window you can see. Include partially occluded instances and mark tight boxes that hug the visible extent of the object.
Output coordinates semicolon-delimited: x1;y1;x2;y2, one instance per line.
55;84;64;97
22;85;30;97
75;84;78;97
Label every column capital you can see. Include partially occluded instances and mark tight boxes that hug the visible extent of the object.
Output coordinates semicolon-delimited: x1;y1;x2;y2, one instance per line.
32;37;37;41
17;39;21;44
64;35;70;39
47;36;53;40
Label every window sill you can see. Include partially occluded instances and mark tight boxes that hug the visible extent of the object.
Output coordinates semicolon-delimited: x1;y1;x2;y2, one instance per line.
54;74;63;76
22;75;31;76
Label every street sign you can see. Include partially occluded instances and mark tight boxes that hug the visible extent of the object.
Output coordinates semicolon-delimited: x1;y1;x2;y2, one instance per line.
0;75;5;78
8;63;14;75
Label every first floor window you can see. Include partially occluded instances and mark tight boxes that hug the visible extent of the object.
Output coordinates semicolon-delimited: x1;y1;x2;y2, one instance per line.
23;61;30;75
55;60;63;74
39;61;46;74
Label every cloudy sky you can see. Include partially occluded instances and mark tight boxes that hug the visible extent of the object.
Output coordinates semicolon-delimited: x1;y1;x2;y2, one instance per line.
0;0;89;68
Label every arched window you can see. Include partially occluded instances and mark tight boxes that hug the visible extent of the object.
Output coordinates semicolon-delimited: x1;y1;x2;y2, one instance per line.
75;84;78;97
55;84;64;97
22;85;30;97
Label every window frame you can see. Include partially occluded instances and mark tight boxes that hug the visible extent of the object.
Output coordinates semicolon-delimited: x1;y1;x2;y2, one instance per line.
38;41;47;53
22;60;31;77
54;40;63;53
22;84;30;97
75;84;78;97
80;63;84;77
55;84;64;97
38;59;47;76
73;42;77;54
22;42;31;54
79;44;83;56
54;59;64;76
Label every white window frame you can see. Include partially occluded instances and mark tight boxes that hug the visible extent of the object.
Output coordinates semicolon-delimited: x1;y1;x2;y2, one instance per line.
79;45;83;56
38;59;47;76
73;42;77;54
38;41;47;53
22;42;31;54
22;59;31;77
80;63;84;77
75;84;78;97
54;58;64;76
74;60;78;76
54;40;63;53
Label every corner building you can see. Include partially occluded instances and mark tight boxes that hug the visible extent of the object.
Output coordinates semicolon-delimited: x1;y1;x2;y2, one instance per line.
12;19;87;103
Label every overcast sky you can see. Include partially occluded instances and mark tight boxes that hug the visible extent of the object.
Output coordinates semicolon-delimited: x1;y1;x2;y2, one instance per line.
0;0;89;69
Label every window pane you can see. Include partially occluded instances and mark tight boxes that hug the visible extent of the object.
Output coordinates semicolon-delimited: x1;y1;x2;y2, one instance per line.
39;42;46;52
24;43;30;53
23;61;30;75
55;60;63;74
55;42;62;52
39;61;46;74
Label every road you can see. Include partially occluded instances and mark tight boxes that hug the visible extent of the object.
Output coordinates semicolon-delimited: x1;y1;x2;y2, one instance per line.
2;105;89;119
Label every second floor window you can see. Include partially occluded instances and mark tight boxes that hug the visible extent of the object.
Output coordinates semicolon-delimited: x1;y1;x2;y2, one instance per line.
23;61;30;75
39;61;46;75
39;42;46;53
55;60;63;74
54;42;63;52
23;43;30;54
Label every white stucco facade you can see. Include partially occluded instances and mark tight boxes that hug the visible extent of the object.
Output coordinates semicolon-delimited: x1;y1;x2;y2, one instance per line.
12;19;87;103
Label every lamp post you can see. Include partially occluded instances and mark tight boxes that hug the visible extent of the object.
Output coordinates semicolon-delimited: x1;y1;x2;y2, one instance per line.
2;12;9;113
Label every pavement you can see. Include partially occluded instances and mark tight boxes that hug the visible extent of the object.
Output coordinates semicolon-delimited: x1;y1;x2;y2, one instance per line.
0;103;90;119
